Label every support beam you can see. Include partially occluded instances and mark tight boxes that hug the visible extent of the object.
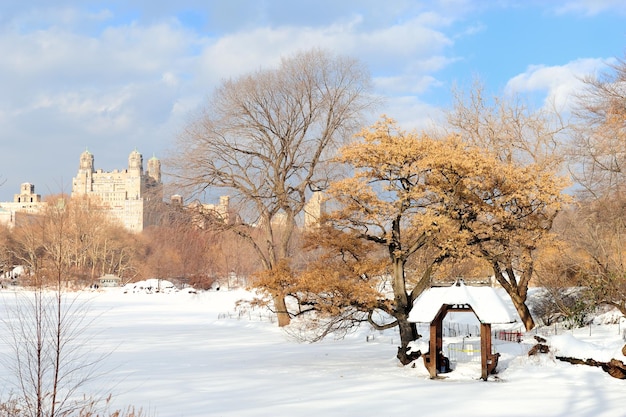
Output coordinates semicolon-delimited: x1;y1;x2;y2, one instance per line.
480;323;499;380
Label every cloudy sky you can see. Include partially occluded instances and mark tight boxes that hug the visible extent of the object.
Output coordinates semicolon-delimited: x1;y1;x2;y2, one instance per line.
1;0;625;201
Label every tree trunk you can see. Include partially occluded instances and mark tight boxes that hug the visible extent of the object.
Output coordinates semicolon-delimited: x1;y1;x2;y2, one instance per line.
499;279;535;331
389;253;419;364
510;294;535;331
493;262;536;331
396;309;420;365
273;294;291;327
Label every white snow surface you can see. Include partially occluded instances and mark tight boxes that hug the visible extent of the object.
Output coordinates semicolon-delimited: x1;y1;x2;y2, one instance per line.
0;284;625;417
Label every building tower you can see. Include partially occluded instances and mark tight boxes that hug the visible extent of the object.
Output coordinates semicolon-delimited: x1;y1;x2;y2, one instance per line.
73;149;94;194
14;183;41;204
0;183;45;228
70;149;163;232
128;149;143;175
80;149;94;172
147;155;161;183
304;191;325;229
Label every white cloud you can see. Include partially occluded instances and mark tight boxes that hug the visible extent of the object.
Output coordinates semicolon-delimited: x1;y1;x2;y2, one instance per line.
554;0;626;16
504;58;609;111
374;73;445;96
0;2;470;200
381;95;445;132
191;11;456;101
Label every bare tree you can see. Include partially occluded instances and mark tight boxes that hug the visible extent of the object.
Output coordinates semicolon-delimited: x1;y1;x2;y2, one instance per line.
557;54;626;317
168;49;375;326
0;223;19;284
140;223;214;287
552;199;626;316
568;55;626;198
445;80;566;170
9;195;141;287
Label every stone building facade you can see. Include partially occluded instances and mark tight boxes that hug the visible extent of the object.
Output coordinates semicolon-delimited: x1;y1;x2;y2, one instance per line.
71;149;163;232
303;191;325;229
0;183;46;228
172;195;231;229
1;152;324;234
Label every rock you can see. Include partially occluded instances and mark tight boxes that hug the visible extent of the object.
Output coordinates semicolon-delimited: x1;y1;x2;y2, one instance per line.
622;344;626;357
528;343;550;356
534;335;547;344
603;359;626;379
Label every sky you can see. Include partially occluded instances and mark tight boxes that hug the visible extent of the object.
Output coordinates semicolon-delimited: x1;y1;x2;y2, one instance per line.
1;0;625;202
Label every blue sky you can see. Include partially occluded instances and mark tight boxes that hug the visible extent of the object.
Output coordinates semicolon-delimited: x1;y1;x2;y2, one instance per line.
0;0;625;201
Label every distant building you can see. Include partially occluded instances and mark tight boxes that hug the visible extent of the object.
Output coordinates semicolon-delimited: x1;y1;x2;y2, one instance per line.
0;207;15;228
250;191;325;231
71;149;163;232
184;195;231;228
304;191;325;229
98;274;122;287
0;152;324;234
0;183;46;228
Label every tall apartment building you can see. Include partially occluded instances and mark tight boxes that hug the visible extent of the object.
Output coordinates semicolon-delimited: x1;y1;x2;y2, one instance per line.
71;149;163;232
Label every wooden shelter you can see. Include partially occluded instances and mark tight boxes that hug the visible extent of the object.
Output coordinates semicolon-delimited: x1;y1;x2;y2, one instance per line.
408;279;517;380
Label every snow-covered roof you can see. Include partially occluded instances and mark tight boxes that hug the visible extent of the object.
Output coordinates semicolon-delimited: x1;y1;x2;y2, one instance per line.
99;274;121;280
408;280;517;324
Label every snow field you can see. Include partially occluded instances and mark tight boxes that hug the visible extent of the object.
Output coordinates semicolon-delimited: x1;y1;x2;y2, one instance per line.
0;286;625;417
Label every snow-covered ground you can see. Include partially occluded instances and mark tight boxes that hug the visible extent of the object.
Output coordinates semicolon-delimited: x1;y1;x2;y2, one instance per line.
1;282;625;417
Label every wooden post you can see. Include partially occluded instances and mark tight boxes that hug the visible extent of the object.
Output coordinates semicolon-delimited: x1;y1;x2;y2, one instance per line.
425;306;446;378
427;322;438;378
480;323;492;380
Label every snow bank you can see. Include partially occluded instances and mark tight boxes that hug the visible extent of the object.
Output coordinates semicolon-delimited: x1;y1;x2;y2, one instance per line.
121;278;195;294
548;333;626;362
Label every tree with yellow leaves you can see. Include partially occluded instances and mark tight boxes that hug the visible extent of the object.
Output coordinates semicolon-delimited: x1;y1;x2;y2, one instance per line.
445;82;569;330
428;142;567;330
320;117;566;363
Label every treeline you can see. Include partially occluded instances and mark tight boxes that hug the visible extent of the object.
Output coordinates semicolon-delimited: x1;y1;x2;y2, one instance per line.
0;194;258;290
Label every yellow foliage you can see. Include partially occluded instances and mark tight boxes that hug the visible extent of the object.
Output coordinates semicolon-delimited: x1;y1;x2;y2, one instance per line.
330;116;568;265
256;115;569;336
252;226;388;318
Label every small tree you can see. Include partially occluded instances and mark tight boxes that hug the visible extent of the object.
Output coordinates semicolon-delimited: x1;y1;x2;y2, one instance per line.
554;199;626;316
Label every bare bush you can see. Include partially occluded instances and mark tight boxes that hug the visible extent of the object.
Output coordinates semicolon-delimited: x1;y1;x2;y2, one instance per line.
0;290;109;417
